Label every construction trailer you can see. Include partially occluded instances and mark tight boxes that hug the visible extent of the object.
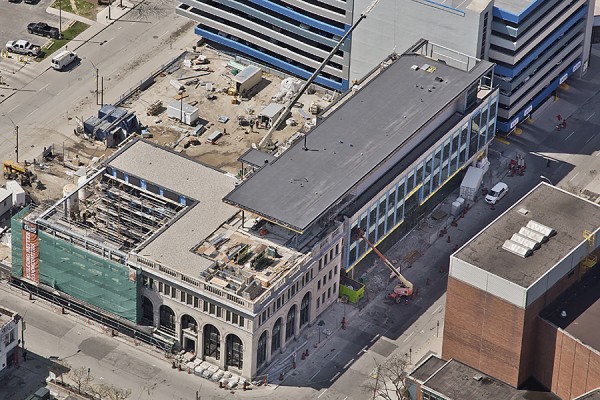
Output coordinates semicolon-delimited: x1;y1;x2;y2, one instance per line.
167;100;199;126
6;180;26;207
232;65;262;96
0;188;12;218
257;103;285;128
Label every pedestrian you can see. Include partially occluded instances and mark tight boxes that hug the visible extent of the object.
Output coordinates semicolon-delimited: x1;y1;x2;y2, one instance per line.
546;159;551;167
23;351;27;361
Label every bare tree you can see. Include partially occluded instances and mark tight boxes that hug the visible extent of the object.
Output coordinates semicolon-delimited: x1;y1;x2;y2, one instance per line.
106;385;132;400
362;355;410;400
87;383;112;400
68;366;91;394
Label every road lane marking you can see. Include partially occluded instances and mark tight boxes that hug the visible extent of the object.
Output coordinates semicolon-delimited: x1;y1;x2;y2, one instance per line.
317;389;328;398
159;31;169;39
357;345;368;355
330;372;341;382
586;136;594;144
431;304;443;315
370;334;380;343
564;131;576;141
343;358;355;369
587;112;595;121
403;332;414;342
330;351;340;361
310;370;320;381
569;172;580;182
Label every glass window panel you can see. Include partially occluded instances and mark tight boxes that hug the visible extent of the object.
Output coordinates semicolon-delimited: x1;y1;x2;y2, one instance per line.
406;169;415;193
415;161;424;184
422;175;432;199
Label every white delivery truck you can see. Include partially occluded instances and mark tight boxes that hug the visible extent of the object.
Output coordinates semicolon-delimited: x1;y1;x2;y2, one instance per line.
51;50;78;71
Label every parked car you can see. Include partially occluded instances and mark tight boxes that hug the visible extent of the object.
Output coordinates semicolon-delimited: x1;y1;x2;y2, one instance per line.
51;50;77;71
27;22;60;39
485;182;509;205
5;40;42;57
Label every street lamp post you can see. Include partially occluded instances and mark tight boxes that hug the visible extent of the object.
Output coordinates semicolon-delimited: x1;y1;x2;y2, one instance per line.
540;175;554;185
59;0;62;36
2;114;19;163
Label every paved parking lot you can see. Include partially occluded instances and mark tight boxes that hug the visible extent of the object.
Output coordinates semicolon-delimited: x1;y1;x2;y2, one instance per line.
0;0;61;51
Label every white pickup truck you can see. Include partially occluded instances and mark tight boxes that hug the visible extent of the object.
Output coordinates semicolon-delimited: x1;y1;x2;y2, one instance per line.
6;40;42;57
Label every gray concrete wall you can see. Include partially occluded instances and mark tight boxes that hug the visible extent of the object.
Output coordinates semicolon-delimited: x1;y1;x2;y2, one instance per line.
348;0;492;83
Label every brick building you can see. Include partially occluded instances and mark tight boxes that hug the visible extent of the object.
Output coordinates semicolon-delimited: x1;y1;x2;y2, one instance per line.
432;182;600;399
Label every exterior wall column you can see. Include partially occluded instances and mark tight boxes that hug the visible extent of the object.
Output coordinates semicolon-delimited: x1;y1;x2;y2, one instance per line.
281;320;288;352
219;335;226;370
153;305;160;329
294;307;301;340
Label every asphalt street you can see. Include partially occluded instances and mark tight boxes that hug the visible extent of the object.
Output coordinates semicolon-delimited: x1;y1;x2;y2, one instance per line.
0;0;197;164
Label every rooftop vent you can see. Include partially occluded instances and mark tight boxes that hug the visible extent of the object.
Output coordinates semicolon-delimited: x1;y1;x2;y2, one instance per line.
526;220;556;238
502;240;533;258
517;208;529;215
434;76;444;83
473;374;483;381
510;233;540;250
560;310;567;318
519;227;547;244
411;65;419;71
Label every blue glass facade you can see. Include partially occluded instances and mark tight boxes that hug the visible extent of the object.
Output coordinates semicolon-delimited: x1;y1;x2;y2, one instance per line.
491;1;590;133
345;93;499;271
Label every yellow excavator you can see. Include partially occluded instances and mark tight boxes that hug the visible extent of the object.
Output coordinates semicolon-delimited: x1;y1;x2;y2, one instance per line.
351;226;413;303
3;160;33;186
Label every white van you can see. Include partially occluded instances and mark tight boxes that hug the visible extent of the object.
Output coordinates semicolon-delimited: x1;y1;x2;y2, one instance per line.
51;50;77;71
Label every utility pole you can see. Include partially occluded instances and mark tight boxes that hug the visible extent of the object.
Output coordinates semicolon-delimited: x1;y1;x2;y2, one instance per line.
59;0;62;36
96;68;99;105
15;125;19;163
372;364;381;400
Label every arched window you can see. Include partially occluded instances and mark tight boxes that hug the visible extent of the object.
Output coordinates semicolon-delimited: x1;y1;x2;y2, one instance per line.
272;318;282;353
159;305;175;334
226;334;243;369
286;305;297;340
300;292;311;327
203;324;220;360
257;331;267;367
141;296;154;326
181;314;197;333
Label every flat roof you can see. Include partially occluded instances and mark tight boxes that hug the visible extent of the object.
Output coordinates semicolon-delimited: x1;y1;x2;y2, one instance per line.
455;183;600;288
542;267;600;353
494;0;532;15
108;140;237;275
0;306;16;326
238;148;276;168
225;50;493;232
424;358;560;400
575;389;600;400
410;354;447;382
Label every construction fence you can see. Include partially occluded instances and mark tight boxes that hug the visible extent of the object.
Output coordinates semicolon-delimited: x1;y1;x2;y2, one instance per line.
11;210;140;322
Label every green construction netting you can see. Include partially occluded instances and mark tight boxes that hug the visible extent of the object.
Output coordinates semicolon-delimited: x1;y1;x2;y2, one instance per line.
10;207;30;278
37;231;140;322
